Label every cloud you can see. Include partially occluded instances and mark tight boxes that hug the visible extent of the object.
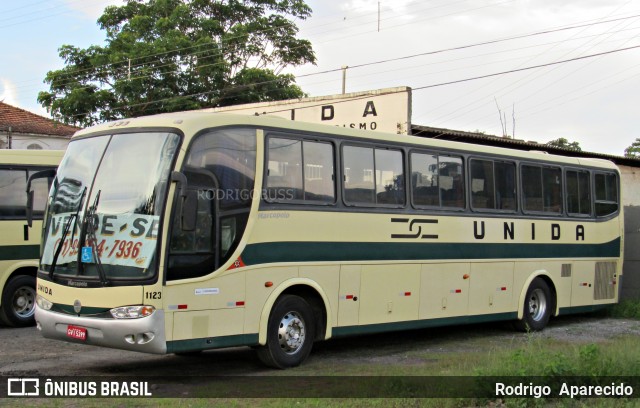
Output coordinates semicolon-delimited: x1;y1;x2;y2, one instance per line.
62;0;122;20
0;78;18;106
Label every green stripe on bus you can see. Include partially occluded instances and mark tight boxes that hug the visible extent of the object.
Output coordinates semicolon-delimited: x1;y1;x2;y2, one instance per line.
167;334;259;354
0;244;40;261
51;303;111;316
241;238;620;265
332;312;517;337
558;305;610;315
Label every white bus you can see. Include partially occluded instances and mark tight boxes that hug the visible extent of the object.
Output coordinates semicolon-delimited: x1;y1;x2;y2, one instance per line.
33;113;622;368
0;149;62;327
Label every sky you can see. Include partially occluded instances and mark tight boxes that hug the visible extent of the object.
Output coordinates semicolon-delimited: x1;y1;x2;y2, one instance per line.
1;0;639;156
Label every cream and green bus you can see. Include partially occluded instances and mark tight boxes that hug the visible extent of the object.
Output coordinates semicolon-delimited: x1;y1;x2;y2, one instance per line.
33;113;622;368
0;149;62;327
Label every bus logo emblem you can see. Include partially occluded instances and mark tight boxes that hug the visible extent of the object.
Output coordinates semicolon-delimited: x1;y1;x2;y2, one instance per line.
73;299;82;314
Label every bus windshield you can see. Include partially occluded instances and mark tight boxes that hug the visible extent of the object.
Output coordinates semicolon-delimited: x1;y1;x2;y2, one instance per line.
40;132;180;284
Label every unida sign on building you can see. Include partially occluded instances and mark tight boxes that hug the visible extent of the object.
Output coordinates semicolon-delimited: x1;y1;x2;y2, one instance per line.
206;86;412;135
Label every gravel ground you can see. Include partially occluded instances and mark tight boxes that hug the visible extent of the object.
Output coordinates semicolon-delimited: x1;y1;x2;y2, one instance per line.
0;314;638;378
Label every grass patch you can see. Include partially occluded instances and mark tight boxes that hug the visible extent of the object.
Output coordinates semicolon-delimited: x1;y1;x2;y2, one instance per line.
604;299;640;319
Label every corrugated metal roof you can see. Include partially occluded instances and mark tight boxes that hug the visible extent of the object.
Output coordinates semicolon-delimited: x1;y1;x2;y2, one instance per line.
0;102;79;137
411;124;640;167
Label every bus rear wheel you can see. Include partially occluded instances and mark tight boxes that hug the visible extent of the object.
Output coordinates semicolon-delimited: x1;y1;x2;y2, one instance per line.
515;277;552;332
0;275;37;327
257;295;315;369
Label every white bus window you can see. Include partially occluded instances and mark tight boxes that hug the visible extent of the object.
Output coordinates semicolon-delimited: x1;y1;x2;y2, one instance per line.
566;170;591;216
595;173;618;217
0;169;26;218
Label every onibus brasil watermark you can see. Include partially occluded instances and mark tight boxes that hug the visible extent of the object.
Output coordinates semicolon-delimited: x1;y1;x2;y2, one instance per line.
7;378;152;397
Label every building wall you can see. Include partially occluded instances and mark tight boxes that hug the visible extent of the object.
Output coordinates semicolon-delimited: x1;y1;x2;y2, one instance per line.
1;132;69;150
620;164;640;299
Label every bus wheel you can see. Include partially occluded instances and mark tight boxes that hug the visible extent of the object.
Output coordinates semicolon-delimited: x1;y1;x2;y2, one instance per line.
0;275;37;327
515;277;552;332
257;295;315;369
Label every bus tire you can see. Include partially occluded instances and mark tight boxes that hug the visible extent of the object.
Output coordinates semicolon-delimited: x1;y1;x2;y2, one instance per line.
0;275;37;327
256;294;315;369
515;277;552;332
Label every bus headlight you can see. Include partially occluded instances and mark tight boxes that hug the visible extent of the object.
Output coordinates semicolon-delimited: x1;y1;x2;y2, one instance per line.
36;295;53;311
110;305;155;319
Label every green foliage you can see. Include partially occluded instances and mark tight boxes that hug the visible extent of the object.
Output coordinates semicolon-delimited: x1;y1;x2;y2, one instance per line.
605;299;640;318
624;138;640;159
546;137;582;151
38;0;316;126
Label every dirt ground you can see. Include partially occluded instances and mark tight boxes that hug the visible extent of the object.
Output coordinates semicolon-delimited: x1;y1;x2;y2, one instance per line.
0;314;638;378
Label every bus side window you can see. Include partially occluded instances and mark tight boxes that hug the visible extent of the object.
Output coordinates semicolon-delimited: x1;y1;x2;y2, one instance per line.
595;172;618;217
343;146;375;205
0;169;28;218
566;170;591;216
343;145;404;207
27;169;53;218
470;159;494;209
522;164;562;214
374;149;404;206
168;128;257;281
411;152;464;209
266;137;335;203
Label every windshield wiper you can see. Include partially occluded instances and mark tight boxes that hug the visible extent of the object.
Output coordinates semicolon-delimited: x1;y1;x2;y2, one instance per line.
81;190;109;286
49;187;86;279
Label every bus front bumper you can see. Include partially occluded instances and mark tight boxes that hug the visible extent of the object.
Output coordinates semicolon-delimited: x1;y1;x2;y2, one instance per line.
35;305;167;354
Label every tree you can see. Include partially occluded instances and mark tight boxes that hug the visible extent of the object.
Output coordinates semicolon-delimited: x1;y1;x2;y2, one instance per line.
625;138;640;158
38;0;316;127
546;137;582;151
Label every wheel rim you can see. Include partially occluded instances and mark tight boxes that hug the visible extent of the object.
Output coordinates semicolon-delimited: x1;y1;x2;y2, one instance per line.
11;286;36;318
528;288;547;322
277;311;306;355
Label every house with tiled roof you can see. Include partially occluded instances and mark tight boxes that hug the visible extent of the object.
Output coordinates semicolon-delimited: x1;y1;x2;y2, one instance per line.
0;101;80;150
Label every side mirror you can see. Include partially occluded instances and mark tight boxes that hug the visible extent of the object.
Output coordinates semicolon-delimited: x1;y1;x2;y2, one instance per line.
26;169;57;227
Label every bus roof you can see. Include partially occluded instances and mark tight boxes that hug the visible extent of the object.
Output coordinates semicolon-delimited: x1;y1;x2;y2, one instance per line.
0;149;64;166
74;111;618;171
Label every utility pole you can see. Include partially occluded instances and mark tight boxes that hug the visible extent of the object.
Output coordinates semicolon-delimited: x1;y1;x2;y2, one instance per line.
341;66;348;94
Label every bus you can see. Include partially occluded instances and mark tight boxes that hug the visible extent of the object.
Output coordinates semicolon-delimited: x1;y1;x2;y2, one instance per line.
33;113;622;368
0;149;62;327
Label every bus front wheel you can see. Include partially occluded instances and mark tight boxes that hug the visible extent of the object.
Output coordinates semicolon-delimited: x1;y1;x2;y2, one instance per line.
0;275;36;327
257;294;315;369
515;277;552;332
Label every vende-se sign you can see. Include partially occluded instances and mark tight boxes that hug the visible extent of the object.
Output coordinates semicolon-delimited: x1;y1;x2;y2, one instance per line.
205;86;412;135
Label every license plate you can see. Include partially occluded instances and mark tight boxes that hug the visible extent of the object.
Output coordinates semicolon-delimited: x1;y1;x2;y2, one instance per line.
67;325;87;341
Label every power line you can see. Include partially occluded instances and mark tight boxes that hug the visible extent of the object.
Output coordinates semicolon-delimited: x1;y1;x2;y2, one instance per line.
67;43;638;121
23;10;640;107
12;5;640;95
420;0;638;126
